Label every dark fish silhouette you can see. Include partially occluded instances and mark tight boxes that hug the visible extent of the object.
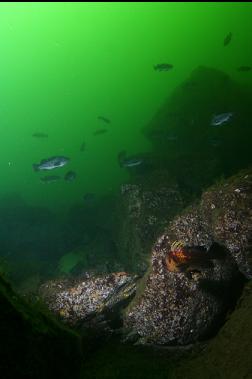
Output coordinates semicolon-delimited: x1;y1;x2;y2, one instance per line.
223;32;232;46
80;142;85;152
98;116;111;124
83;193;95;203
64;171;76;182
154;63;173;71
32;132;48;138
93;129;107;135
40;175;61;183
208;137;221;148
237;66;251;72
182;81;197;89
150;130;178;141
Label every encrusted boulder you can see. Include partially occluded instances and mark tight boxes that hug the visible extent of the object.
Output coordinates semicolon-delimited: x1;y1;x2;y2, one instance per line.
123;169;252;345
143;66;252;196
115;170;183;271
40;272;138;328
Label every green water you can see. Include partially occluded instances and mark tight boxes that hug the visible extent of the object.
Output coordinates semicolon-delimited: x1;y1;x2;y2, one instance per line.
0;2;251;211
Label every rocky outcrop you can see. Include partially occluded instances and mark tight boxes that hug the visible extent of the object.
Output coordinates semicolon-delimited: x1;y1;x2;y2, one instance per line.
143;66;252;195
115;170;183;272
40;272;138;329
123;168;252;345
171;281;252;379
81;281;252;379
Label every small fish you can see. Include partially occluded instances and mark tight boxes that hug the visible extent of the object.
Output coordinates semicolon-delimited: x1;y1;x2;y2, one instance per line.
32;132;48;138
182;81;197;89
83;193;95;203
33;156;70;171
237;66;251;72
40;175;61;183
150;130;178;141
154;63;173;72
149;130;163;138
64;171;76;182
210;112;233;127
223;32;232;46
118;151;143;168
80;142;85;152
166;242;227;275
98;116;111;124
123;158;144;168
165;134;178;142
208;137;221;147
93;129;107;135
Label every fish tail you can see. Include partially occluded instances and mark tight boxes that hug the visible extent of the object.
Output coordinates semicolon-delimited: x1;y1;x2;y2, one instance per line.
33;164;39;172
118;159;124;168
118;151;126;167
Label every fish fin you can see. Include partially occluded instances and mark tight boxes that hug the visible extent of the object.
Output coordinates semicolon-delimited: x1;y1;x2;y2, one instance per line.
118;150;126;167
33;164;39;172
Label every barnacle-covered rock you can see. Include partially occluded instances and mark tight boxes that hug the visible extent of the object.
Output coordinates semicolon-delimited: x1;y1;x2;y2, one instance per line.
115;170;183;271
123;169;252;346
40;272;138;328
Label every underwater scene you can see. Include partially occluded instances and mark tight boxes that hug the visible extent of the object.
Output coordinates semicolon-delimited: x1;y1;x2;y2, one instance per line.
1;2;252;379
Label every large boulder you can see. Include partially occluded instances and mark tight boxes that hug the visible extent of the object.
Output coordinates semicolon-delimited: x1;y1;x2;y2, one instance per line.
115;170;183;272
123;168;252;345
40;272;138;329
143;66;252;195
170;280;252;379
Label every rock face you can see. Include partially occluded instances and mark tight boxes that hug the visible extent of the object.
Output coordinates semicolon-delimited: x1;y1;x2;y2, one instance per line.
143;66;252;196
80;282;252;379
40;272;138;328
0;275;82;379
115;170;183;272
171;281;252;379
124;169;252;345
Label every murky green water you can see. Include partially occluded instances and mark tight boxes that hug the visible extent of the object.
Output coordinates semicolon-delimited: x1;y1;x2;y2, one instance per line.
0;2;251;211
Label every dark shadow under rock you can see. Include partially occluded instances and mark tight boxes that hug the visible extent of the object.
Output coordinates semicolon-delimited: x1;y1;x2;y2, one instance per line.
0;275;82;379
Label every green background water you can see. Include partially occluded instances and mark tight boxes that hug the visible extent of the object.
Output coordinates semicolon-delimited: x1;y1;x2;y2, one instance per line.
0;2;251;211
